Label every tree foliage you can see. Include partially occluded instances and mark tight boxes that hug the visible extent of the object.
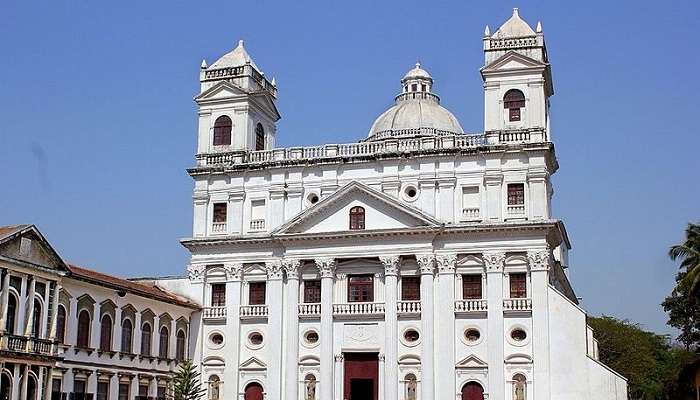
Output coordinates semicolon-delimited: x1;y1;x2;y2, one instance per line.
588;316;695;400
670;223;700;293
662;272;700;349
171;359;207;400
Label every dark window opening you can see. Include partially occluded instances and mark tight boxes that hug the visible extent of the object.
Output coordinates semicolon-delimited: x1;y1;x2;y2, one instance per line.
401;277;420;301
255;123;265;151
213;203;227;223
99;315;112;351
507;183;525;206
76;310;91;348
211;283;226;307
249;282;266;305
31;299;41;338
504;89;525;122
349;206;365;230
176;329;186;361
303;280;321;303
159;326;169;358
462;275;482;299
56;305;66;343
141;323;152;356
348;275;374;302
121;319;133;353
213;115;232;146
510;273;527;298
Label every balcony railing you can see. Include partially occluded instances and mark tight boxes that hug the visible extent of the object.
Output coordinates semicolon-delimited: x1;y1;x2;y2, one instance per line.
298;303;321;317
211;222;227;234
250;219;266;231
506;204;526;217
454;299;488;313
397;301;421;315
333;302;385;317
66;393;94;400
240;304;268;319
461;207;481;221
1;334;56;356
202;306;227;320
503;298;532;312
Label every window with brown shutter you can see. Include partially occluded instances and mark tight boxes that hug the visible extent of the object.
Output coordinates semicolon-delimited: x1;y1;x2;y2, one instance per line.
249;282;266;305
213;203;227;223
348;275;374;302
507;184;525;206
141;323;152;356
159;326;169;358
303;280;321;303
211;283;226;306
504;89;525;122
213;116;232;146
510;273;527;298
255;123;265;151
121;319;133;353
349;206;365;230
176;329;186;361
76;310;91;348
56;305;66;343
462;275;483;299
99;315;112;351
401;277;421;301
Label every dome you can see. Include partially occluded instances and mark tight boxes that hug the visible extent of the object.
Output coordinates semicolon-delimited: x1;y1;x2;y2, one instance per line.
367;64;463;140
209;40;260;71
492;8;536;38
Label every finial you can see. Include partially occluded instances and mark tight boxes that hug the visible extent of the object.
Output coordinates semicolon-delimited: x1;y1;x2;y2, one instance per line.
484;25;491;36
238;39;244;48
513;7;519;17
200;59;208;69
536;21;542;33
271;77;277;86
415;61;421;69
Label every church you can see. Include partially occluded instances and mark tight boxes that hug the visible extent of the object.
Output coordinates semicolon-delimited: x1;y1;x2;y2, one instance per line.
0;8;627;400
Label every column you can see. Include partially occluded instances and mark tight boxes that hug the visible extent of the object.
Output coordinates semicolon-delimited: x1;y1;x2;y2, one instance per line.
316;258;336;400
334;354;344;399
43;367;53;400
91;304;102;350
36;367;44;400
435;254;457;400
133;312;142;355
108;374;120;400
416;254;435;400
380;256;400;400
20;365;29;400
23;277;36;336
87;372;98;397
378;353;385;400
223;263;242;399
10;364;21;400
152;315;161;357
484;252;506;400
0;269;10;333
67;297;78;346
62;368;74;393
283;259;301;400
192;194;208;237
419;180;436;217
48;283;61;342
169;319;176;359
269;187;286;229
129;376;139;399
266;261;284;400
113;307;123;353
528;249;552;400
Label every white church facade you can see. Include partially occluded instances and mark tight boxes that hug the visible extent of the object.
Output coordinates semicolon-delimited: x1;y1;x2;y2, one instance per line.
0;8;627;400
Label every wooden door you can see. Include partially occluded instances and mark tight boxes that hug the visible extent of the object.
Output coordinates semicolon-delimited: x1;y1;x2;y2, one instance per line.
244;383;264;400
461;382;484;400
344;353;378;400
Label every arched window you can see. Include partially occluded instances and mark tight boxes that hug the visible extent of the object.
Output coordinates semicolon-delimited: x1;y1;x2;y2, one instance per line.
405;374;417;400
513;374;526;400
176;329;186;361
56;305;67;343
6;294;17;334
141;323;152;356
209;375;220;400
213;116;232;146
349;206;365;230
31;299;41;338
255;123;265;151
305;375;317;400
461;382;484;400
503;89;525;122
121;319;133;353
159;326;169;358
244;383;264;400
99;315;112;351
76;310;91;348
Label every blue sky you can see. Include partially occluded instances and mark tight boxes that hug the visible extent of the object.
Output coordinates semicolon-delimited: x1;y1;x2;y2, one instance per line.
0;0;697;335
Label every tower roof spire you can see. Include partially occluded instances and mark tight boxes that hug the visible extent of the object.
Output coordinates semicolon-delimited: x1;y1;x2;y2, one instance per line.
208;39;260;71
492;7;536;38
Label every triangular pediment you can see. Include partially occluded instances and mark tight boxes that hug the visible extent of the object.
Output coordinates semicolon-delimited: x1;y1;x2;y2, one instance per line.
0;224;69;273
240;356;267;370
195;81;248;101
273;181;441;235
456;354;488;369
195;81;281;120
482;51;546;73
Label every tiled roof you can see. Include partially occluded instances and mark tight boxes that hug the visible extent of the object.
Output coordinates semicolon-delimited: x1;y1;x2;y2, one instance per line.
0;224;30;241
67;264;199;309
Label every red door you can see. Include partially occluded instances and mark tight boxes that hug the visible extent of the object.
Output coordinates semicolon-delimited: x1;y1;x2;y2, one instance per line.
244;383;264;400
344;352;379;400
461;382;484;400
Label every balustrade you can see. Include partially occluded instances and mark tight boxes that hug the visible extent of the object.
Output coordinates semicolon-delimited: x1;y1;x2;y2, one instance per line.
507;205;526;216
250;219;266;231
332;302;385;317
240;304;268;319
2;334;56;355
503;298;532;312
461;208;481;221
298;303;321;317
211;222;227;234
203;306;227;320
454;299;488;313
397;301;421;315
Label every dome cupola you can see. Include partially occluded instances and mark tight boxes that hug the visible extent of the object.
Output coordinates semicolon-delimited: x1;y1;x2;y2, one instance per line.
367;63;463;141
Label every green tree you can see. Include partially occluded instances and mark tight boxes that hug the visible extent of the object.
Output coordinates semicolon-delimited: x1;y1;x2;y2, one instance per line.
662;272;700;349
171;359;206;400
669;223;700;292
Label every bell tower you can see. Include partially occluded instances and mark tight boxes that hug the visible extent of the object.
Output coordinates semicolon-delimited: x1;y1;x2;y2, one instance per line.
194;40;280;155
481;9;553;138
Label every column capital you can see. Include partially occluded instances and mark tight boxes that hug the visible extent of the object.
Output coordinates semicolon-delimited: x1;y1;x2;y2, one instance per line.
483;252;506;272
527;248;552;272
315;258;336;278
435;254;457;274
379;256;401;276
334;353;344;362
265;260;284;281
187;264;206;282
378;353;385;362
282;259;302;280
224;263;244;281
415;254;435;275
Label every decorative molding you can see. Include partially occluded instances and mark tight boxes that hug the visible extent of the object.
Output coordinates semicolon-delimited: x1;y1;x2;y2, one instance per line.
334;354;344;363
265;260;284;280
379;256;401;276
282;259;302;280
224;263;243;281
483;252;506;273
315;258;336;279
187;265;206;281
436;254;457;274
415;254;435;275
527;248;551;272
378;353;386;362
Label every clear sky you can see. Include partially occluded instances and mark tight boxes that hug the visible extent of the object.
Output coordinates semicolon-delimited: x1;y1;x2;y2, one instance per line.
0;0;697;335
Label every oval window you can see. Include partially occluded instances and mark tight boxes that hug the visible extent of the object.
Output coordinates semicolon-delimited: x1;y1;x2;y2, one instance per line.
465;329;481;342
210;333;224;345
511;329;527;341
305;331;319;344
403;329;420;343
249;332;264;346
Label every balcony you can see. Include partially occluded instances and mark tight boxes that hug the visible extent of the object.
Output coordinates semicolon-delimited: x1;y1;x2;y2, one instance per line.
1;334;57;356
503;298;532;313
298;303;321;318
240;304;268;319
202;306;227;321
506;204;526;218
250;219;266;231
461;207;481;222
397;301;421;316
211;222;227;234
454;299;488;315
333;302;385;318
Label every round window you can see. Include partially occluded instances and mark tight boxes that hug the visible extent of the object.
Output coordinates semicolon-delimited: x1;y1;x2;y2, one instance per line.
511;329;527;342
210;333;224;345
305;331;319;344
465;329;480;342
249;332;264;346
403;329;420;343
307;193;319;205
402;185;419;202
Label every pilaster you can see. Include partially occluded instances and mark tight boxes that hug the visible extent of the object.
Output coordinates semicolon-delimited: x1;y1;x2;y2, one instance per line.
528;248;552;400
23;276;36;336
484;252;506;400
435;254;457;400
193;193;209;238
316;257;336;400
380;255;400;400
416;254;435;400
484;171;503;221
283;258;301;400
0;270;10;333
228;191;245;234
223;263;243;400
266;260;284;400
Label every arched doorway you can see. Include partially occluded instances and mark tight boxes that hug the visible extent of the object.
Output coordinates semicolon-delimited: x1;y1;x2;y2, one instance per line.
26;374;37;400
461;382;484;400
0;372;12;400
244;382;264;400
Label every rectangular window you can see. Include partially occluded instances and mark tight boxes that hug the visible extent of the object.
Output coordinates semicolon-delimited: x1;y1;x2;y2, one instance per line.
139;385;149;397
213;203;227;223
348;275;374;302
97;381;109;400
249;282;266;305
303;280;321;303
210;283;226;307
510;273;527;298
507;183;525;206
250;200;266;230
461;186;480;219
401;276;421;301
73;379;86;394
462;275;482;299
118;384;130;400
51;378;62;395
157;386;167;399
